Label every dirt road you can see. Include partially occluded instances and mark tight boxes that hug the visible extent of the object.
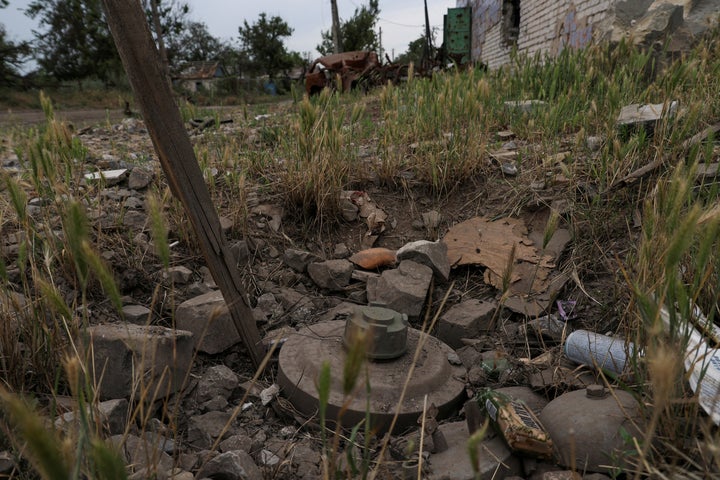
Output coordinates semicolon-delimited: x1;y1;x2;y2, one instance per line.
0;108;127;128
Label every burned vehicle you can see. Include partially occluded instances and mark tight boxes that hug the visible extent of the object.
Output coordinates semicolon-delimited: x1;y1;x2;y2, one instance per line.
304;51;409;95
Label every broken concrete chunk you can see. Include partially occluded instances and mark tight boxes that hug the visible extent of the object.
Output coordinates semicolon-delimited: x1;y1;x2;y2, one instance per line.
307;259;353;290
175;290;241;354
436;299;496;349
397;240;450;281
87;324;193;401
616;101;677;136
123;305;152;325
366;260;432;321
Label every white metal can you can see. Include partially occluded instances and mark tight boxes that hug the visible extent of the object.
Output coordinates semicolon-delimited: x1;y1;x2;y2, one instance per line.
564;329;635;375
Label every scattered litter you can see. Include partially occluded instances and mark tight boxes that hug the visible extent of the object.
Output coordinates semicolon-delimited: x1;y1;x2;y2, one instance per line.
250;204;283;232
348;247;396;270
254;113;274;121
564;329;635;376
84;169;128;185
340;190;388;248
478;389;554;460
241;402;253;411
260;384;280;406
660;305;720;425
443;214;571;316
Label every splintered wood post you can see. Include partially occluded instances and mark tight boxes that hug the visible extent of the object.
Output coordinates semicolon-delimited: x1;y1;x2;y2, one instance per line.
101;0;263;368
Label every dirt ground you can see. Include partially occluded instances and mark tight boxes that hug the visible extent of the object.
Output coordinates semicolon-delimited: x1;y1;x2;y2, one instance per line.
0;104;631;479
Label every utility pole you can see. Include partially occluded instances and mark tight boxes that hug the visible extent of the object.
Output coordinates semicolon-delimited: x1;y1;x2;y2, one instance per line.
331;0;342;54
379;26;383;61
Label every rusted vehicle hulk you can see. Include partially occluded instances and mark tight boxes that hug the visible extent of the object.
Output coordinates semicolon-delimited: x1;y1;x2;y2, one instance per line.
305;51;380;95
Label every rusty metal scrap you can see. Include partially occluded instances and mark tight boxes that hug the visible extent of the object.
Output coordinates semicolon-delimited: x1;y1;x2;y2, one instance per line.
305;50;410;95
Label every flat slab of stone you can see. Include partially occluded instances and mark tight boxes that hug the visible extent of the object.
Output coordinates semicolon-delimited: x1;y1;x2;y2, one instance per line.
175;290;241;354
436;299;496;349
88;324;193;401
307;259;353;290
428;421;521;480
396;240;450;281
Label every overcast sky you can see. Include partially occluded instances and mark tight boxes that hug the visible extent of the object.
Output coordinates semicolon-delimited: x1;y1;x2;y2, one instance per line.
2;0;457;63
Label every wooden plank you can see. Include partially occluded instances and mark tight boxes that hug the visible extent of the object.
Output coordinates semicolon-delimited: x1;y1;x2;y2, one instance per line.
101;0;263;367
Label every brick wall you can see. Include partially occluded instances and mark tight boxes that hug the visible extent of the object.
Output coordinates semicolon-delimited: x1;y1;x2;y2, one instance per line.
457;0;615;68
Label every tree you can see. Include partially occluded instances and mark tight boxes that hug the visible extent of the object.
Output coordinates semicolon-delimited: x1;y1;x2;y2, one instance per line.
395;28;437;66
142;0;190;66
27;0;121;86
238;13;301;77
317;0;379;56
0;4;31;86
167;21;223;64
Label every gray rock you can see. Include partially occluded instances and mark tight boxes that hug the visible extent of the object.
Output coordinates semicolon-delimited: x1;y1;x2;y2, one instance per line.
123;304;152;324
187;411;234;449
436;299;497;349
165;265;193;284
282;249;321;273
307;259;354;290
195;450;262;480
87;324;193;401
366;260;433;320
123;210;147;230
0;451;14;474
427;421;521;480
128;168;153;190
196;365;239;404
255;293;284;320
259;449;280;467
333;243;350;259
396;240;450;281
175;290;241;354
84;169;128;186
110;433;174;475
123;196;144;210
219;434;254;453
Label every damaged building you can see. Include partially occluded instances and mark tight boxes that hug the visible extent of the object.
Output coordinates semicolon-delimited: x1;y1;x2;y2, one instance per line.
454;0;719;69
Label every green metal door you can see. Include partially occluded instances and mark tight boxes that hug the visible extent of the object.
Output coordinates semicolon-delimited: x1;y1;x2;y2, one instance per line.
445;7;471;65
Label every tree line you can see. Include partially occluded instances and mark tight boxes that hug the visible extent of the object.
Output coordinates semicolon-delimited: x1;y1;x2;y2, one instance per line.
0;0;407;89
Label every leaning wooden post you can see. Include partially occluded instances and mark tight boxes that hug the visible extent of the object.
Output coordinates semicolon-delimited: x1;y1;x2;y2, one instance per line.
101;0;264;368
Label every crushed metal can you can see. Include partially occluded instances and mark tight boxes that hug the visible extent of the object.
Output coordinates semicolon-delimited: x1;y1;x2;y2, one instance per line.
478;389;555;460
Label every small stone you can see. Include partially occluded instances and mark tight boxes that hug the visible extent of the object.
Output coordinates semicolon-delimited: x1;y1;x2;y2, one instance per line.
260;384;280;406
541;471;582;480
437;299;497;349
502;140;517;150
586;136;603;151
501;162;518;176
255;293;284;320
195;450;262;480
396;240;450;281
259;449;280;467
164;265;193;284
366;260;432;321
307;259;354;290
219;434;254;453
0;451;14;474
176;290;241;354
123;210;147;230
123;196;144;210
279;426;295;438
282;249;322;273
122;304;151;324
447;352;462;365
128;168;153;190
219;216;234;234
196;365;239;404
333;243;350;259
